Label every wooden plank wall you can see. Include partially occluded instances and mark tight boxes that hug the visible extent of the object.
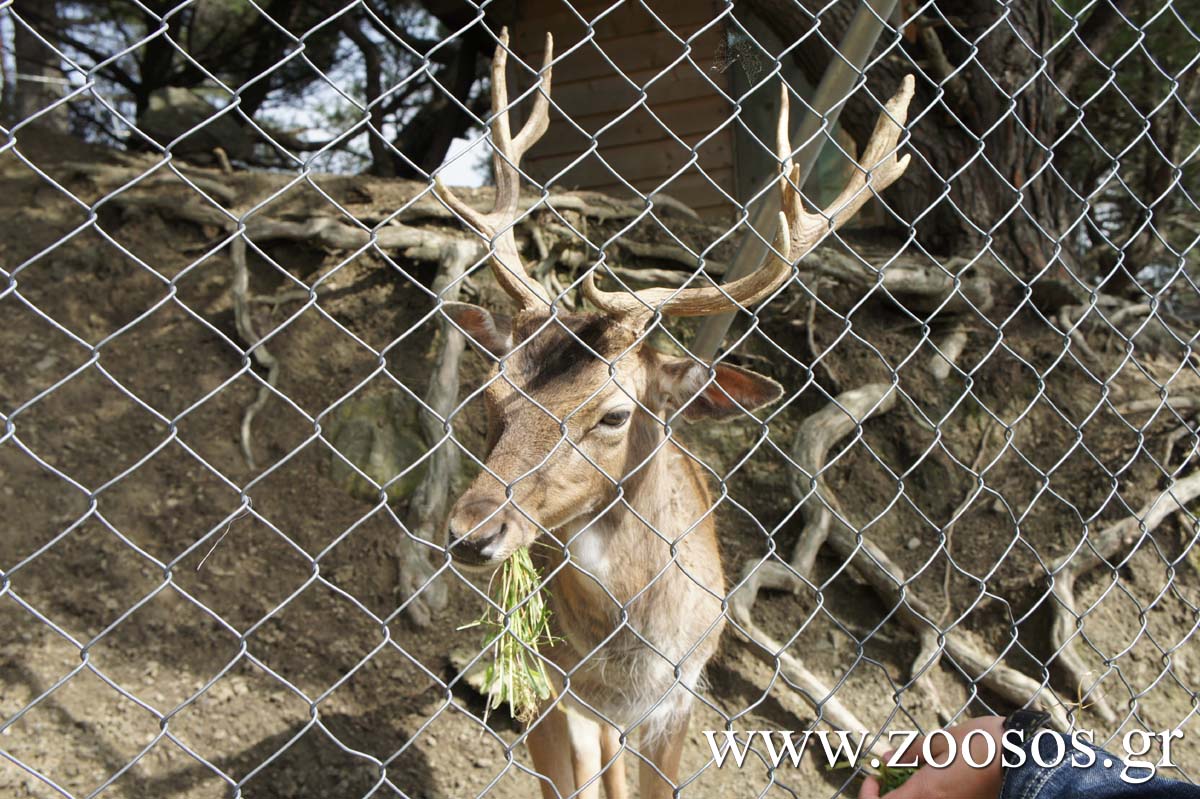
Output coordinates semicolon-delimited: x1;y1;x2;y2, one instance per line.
510;0;736;219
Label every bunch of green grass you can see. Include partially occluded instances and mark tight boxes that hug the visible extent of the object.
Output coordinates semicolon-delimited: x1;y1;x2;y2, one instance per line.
461;547;555;724
871;763;918;794
829;760;918;795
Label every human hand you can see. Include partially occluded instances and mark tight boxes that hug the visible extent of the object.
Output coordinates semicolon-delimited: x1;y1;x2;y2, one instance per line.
859;716;1006;799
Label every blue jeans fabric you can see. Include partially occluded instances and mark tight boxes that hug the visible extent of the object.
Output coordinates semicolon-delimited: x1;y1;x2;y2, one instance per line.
999;733;1198;799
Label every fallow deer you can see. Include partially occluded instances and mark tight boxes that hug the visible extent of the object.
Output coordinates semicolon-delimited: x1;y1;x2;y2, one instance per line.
435;29;913;799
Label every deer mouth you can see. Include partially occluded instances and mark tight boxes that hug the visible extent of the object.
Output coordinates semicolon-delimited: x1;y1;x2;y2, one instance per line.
447;501;531;570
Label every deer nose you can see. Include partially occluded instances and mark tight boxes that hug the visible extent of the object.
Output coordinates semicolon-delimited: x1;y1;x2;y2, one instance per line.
447;499;512;567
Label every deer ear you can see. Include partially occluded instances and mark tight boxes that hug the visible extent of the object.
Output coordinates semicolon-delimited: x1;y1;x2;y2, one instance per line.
442;302;513;358
659;358;783;421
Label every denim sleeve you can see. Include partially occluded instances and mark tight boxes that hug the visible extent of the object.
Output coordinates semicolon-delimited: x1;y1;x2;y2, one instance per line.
999;733;1200;799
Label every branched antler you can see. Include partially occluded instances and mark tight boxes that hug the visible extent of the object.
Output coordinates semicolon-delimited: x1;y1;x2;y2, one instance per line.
584;75;915;320
436;28;554;311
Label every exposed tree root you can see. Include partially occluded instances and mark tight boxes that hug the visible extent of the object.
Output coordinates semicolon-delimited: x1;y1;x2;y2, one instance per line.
228;216;485;624
1059;305;1104;365
727;606;887;757
212;147;233;175
727;562;882;753
1107;302;1152;328
1117;396;1200;415
822;504;1072;731
806;252;996;314
789;383;897;580
169;201;482;624
252;288;317;310
1062;299;1162;361
803;278;841;390
939;421;1002;623
728;384;904;741
910;322;972;719
1048;470;1200;724
618;240;728;275
395;240;478;627
910;628;953;725
66;160;239;205
1163;421;1199;467
229;235;281;470
116;193;468;469
733;381;1071;733
929;326;968;382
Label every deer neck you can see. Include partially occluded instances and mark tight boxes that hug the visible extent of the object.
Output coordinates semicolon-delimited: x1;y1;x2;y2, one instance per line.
546;421;704;608
534;420;721;675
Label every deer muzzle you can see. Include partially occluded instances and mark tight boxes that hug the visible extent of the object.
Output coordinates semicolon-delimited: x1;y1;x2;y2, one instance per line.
446;497;529;569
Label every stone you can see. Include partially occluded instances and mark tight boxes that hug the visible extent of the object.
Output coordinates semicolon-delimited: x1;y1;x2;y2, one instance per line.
324;390;429;504
140;87;254;163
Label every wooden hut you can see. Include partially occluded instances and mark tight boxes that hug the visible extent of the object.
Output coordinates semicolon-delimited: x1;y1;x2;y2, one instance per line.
432;0;856;222
507;1;738;219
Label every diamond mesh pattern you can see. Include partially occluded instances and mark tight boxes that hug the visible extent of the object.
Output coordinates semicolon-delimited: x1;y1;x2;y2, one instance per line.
1;1;1198;798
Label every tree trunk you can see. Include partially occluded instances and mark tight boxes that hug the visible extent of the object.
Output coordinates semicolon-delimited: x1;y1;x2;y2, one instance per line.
342;19;395;178
745;0;1077;279
389;28;485;180
11;0;67;131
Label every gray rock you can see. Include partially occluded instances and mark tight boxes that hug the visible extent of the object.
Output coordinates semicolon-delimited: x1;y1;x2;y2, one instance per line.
139;87;254;163
325;391;429;503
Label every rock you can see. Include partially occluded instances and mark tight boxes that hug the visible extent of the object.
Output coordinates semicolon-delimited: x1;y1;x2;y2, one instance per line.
324;390;429;503
905;536;921;551
448;647;490;696
139;87;254;163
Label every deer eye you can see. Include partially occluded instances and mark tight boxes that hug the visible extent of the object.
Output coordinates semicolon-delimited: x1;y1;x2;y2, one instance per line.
598;409;632;429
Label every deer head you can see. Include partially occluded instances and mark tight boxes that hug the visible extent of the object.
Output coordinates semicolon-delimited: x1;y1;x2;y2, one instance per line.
436;29;914;568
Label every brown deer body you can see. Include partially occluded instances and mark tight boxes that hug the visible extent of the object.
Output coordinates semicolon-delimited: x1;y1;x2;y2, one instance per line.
436;29;913;799
445;310;752;798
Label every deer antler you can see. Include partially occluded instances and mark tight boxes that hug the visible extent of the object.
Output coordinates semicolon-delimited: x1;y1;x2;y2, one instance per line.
436;28;554;311
584;75;915;319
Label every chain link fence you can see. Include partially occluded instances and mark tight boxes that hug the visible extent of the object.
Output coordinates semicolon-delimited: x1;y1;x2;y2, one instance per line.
1;0;1199;797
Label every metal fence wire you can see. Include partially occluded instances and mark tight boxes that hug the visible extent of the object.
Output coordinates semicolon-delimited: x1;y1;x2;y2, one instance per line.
1;0;1199;797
